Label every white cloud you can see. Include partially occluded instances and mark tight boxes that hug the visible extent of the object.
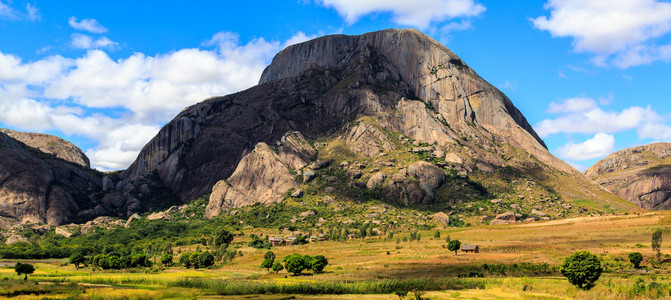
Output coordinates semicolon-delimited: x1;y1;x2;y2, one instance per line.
0;0;39;21
25;3;39;21
638;122;671;141
535;97;658;137
68;16;108;33
71;34;118;50
545;97;597;114
556;133;615;161
318;0;485;29
532;0;671;68
0;31;309;170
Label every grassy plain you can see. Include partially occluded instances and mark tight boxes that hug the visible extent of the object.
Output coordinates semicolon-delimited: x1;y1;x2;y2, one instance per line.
2;211;671;299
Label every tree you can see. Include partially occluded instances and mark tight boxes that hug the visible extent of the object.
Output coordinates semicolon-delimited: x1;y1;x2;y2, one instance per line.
261;258;274;271
69;252;87;269
215;229;234;249
284;254;307;275
447;240;461;255
264;251;275;261
261;251;275;271
161;253;173;266
629;252;643;268
271;261;284;273
652;229;663;260
14;262;35;280
310;255;329;273
560;251;603;290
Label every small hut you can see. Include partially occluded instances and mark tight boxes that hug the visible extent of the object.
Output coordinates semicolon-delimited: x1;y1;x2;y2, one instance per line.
461;244;479;253
269;237;284;247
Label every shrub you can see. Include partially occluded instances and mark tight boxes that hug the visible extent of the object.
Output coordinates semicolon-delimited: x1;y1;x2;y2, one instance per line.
629;252;643;268
215;229;234;249
179;253;192;267
161;253;173;266
560;251;602;290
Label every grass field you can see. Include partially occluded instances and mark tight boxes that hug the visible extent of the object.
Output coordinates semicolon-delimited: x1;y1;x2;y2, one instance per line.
2;211;671;299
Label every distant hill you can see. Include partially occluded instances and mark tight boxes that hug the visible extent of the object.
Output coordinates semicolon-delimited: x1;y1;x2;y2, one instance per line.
586;143;671;210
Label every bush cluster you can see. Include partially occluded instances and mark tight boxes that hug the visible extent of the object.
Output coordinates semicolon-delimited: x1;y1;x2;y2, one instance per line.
179;251;215;269
92;252;152;269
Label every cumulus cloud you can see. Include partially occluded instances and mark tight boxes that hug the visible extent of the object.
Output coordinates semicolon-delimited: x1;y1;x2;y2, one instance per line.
0;31;309;170
71;34;118;50
535;97;658;137
556;133;615;161
531;0;671;68
318;0;485;29
68;16;108;33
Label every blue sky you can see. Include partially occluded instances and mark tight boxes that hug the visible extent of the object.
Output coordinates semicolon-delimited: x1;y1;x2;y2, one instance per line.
2;0;671;171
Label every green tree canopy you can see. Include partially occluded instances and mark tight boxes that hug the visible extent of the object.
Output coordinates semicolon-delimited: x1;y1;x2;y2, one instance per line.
560;251;603;290
215;229;234;249
310;255;329;273
283;254;307;275
14;262;35;280
69;252;87;269
447;240;461;255
271;261;284;273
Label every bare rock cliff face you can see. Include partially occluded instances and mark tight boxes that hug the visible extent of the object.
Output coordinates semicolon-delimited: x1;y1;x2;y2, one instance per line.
0;128;90;167
586;143;671;210
0;131;101;225
123;29;596;216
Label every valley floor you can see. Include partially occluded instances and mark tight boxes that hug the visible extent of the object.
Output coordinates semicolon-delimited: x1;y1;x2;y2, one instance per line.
3;211;671;299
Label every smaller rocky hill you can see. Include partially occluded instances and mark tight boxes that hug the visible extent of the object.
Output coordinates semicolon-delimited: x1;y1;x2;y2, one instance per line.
0;128;90;167
585;143;671;210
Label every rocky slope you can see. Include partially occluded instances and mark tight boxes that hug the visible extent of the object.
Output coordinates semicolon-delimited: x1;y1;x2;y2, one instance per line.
122;29;637;222
586;143;671;210
0;128;90;167
0;130;100;226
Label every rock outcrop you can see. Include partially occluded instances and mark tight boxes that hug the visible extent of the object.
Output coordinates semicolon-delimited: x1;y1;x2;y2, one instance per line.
0;130;101;225
0;128;90;167
204;141;304;218
586;143;671;210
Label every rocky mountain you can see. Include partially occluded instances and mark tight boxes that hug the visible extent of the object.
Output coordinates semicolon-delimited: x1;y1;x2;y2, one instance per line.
123;28;637;222
586;143;671;210
0;128;90;168
0;130;100;226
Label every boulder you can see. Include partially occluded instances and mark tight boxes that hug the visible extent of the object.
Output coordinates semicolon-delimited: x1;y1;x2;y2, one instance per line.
5;234;29;244
147;211;171;221
346;169;362;179
300;210;316;217
310;160;331;170
531;209;547;217
444;153;463;164
433;212;450;226
303;170;316;182
407;161;445;189
55;226;74;238
367;173;387;189
291;189;304;198
125;213;142;228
